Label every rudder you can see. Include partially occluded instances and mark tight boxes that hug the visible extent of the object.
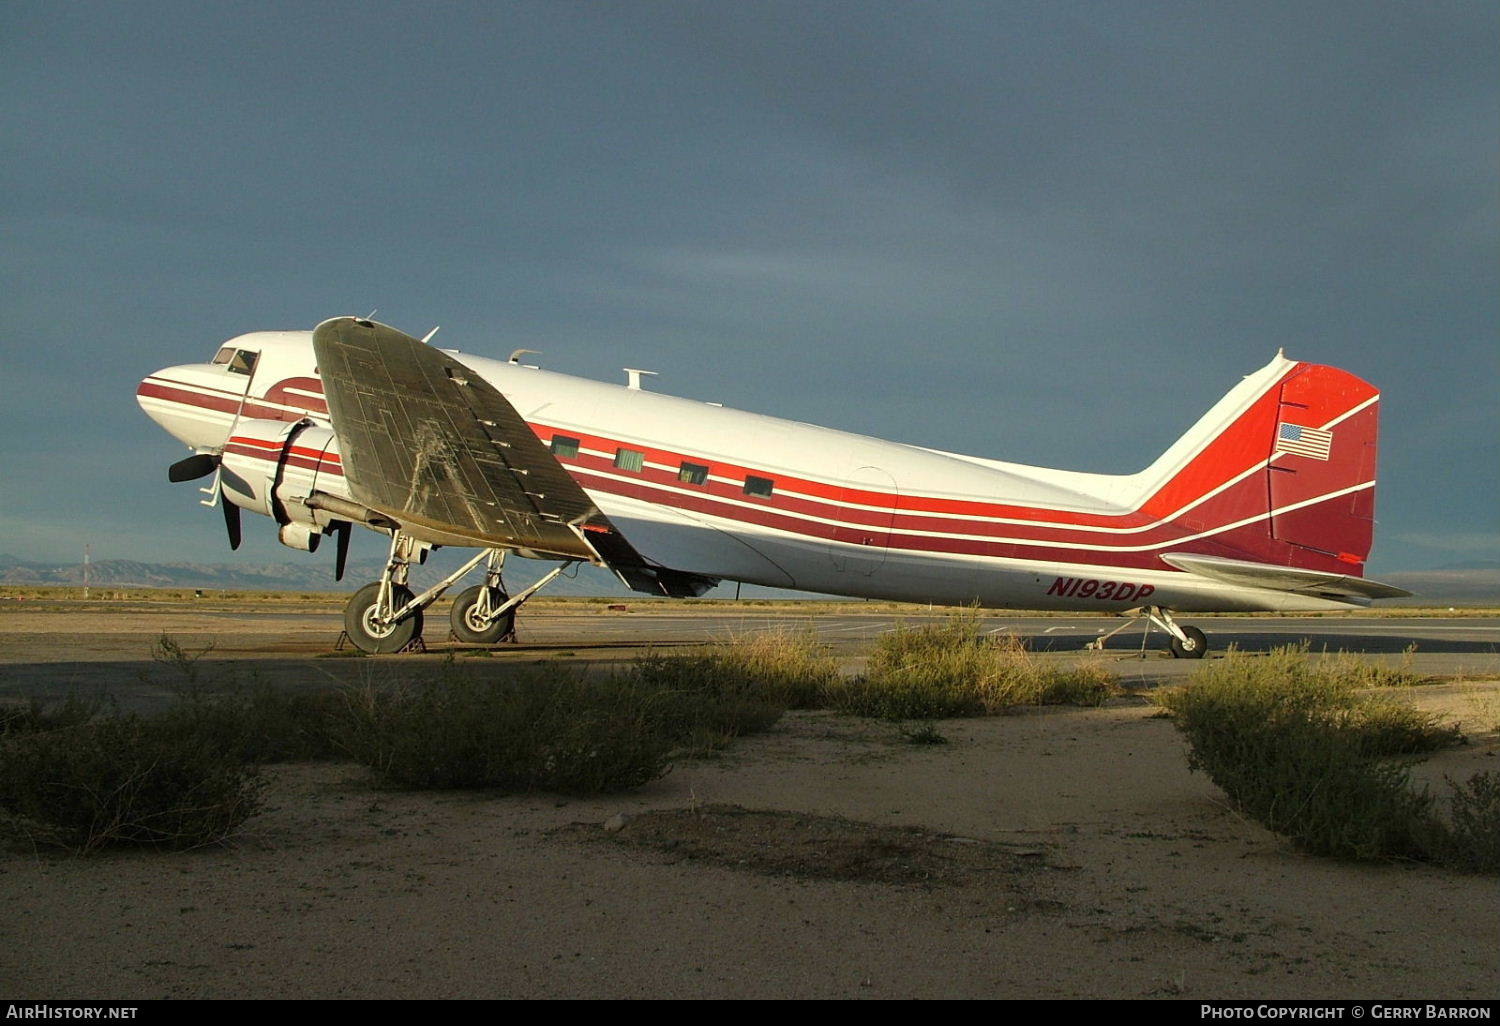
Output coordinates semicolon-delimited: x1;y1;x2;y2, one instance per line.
1264;363;1380;568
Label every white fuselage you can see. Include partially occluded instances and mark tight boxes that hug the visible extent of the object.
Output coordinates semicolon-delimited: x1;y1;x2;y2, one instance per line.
139;331;1370;613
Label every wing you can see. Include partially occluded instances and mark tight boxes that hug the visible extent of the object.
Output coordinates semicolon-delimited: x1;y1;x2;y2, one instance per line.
312;317;605;558
1161;553;1412;602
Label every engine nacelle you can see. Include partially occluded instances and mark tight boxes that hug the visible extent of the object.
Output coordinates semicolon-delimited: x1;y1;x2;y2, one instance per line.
219;419;348;550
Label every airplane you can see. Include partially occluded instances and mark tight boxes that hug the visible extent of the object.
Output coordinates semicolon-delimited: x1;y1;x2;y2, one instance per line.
137;317;1410;655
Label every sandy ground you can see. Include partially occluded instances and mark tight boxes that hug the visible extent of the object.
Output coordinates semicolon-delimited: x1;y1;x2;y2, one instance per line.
0;607;1496;1000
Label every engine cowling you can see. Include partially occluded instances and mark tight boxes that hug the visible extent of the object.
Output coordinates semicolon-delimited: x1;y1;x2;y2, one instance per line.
219;419;347;547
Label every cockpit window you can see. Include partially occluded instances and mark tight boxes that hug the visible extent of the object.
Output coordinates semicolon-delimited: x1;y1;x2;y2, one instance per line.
212;348;259;375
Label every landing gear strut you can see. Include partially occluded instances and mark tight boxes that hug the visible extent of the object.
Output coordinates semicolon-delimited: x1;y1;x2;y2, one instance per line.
344;582;422;654
1084;605;1209;659
341;533;427;654
449;550;515;644
339;534;581;654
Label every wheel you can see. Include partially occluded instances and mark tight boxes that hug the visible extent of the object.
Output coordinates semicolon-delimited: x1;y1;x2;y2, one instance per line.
449;585;515;644
343;583;423;654
1168;624;1208;659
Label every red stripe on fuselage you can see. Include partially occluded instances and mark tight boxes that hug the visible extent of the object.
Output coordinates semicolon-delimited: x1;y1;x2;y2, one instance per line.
137;378;328;424
146;363;1373;574
223;437;343;477
562;463;1364;572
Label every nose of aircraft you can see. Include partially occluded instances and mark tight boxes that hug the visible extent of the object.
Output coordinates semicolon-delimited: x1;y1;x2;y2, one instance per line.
136;361;241;450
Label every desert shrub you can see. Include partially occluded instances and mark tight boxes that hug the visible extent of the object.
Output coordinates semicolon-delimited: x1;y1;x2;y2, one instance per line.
603;631;836;753
1156;645;1456;860
1027;662;1121;707
0;693;107;736
1159;644;1455;759
338;636;827;791
139;633;350;762
0;712;263;852
337;663;674;793
623;654;786;753
150;633;217;686
901;722;949;746
1312;645;1427;689
1182;709;1434;859
625;632;836;749
1432;771;1500;873
1348;693;1463;756
708;630;841;710
826;613;1116;720
156;685;349;763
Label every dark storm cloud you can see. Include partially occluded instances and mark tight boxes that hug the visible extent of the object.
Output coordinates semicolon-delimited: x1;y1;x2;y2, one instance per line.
1;0;1492;569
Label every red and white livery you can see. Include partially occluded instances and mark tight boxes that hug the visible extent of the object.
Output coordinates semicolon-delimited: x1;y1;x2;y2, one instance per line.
138;317;1408;653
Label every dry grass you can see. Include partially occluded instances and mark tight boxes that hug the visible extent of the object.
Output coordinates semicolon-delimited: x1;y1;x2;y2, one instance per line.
825;612;1118;720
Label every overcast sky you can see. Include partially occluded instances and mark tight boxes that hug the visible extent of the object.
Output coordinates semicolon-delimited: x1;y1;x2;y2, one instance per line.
2;0;1494;576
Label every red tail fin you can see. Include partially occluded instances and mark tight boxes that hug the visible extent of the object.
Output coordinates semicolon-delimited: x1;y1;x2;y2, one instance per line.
1264;363;1380;569
1120;355;1382;577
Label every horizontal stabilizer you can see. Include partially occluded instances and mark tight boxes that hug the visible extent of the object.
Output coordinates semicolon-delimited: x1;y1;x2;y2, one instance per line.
1161;553;1412;601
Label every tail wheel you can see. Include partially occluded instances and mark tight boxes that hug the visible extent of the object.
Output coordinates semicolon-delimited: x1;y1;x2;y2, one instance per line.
344;583;423;654
449;585;515;645
1169;625;1208;659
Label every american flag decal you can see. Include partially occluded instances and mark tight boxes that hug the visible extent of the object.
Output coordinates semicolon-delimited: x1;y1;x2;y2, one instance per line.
1275;422;1333;461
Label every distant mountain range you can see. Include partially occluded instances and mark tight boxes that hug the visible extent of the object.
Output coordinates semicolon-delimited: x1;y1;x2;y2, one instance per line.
0;552;812;599
2;553;1495;605
1375;564;1500;606
0;551;631;596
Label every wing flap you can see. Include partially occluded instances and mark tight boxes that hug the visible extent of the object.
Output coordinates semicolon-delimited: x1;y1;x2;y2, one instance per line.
312;317;602;558
1161;552;1412;601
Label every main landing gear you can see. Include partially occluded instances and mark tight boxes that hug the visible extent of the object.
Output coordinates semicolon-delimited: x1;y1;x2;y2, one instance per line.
344;581;422;654
340;534;577;654
1085;605;1209;659
449;550;516;645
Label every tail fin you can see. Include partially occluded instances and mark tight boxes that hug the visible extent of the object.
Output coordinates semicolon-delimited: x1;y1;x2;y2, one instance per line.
1262;362;1381;569
1127;354;1385;579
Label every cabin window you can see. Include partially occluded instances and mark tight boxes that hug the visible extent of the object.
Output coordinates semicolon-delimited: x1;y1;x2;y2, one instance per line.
743;475;775;498
551;435;581;459
613;448;644;473
678;461;709;486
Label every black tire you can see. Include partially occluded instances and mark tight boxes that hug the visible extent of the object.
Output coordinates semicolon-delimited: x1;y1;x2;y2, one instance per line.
344;583;423;654
1168;624;1208;659
449;585;515;644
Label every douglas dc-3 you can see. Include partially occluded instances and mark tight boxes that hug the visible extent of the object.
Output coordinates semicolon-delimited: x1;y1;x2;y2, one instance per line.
137;317;1409;654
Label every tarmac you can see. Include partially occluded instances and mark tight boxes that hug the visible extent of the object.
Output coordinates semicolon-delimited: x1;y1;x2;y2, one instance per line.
0;601;1494;711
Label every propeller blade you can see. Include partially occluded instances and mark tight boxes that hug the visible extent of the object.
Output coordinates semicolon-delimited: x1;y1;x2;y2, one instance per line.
168;453;220;483
333;521;351;581
222;498;242;551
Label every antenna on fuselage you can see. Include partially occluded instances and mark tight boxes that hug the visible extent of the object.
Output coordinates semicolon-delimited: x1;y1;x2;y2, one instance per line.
421;326;440;344
509;349;541;365
623;368;658;390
